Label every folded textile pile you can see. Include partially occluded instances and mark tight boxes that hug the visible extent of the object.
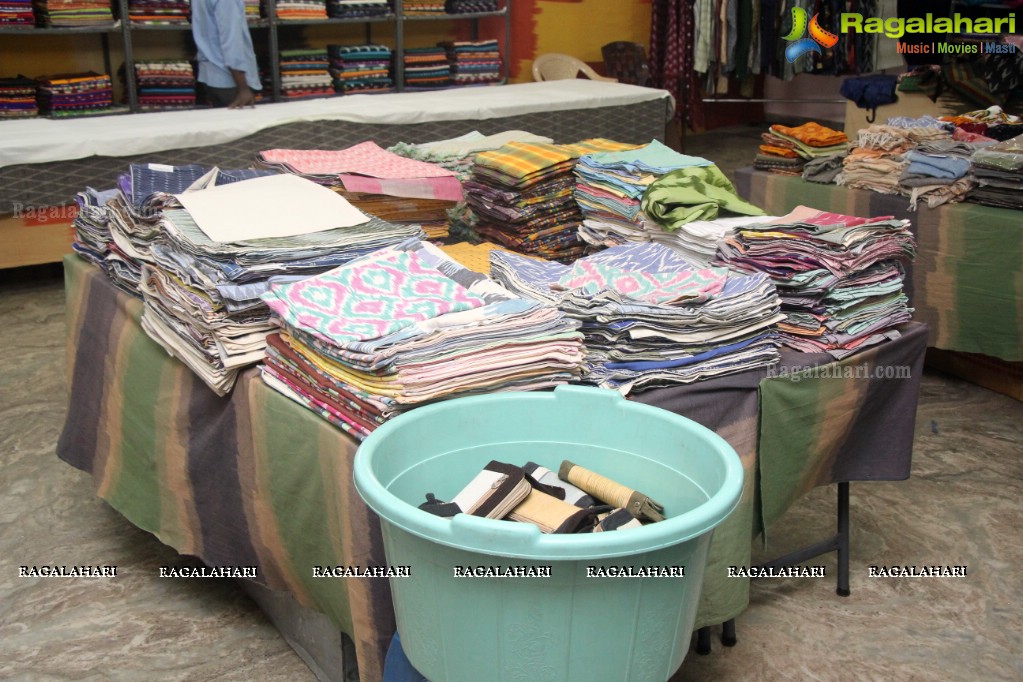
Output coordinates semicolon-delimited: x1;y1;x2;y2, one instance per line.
276;0;326;19
134;59;196;110
717;205;916;358
898;142;977;210
260;141;461;200
755;122;849;176
327;44;393;94
244;0;259;19
127;0;190;24
467;139;638;262
837;125;914;195
969;134;1023;209
36;72;113;117
327;0;390;18
259;239;584;438
445;0;498;11
0;76;37;118
101;162;213;296
801;154;846;184
402;46;450;89
279;48;334;99
442;39;501;85
71;187;119;266
491;242;782;393
389;129;554;180
0;0;33;25
135;172;424;396
33;0;113;26
402;0;443;14
573;139;713;250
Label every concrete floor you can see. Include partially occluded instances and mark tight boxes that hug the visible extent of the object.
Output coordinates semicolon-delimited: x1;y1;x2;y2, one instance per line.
1;127;1021;681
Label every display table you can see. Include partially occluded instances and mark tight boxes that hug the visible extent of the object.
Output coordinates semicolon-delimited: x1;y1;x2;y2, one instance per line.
56;255;927;681
734;167;1023;363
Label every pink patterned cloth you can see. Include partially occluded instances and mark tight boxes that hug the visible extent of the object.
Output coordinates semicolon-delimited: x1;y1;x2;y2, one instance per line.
260;141;459;179
262;249;487;346
339;174;463;201
556;260;727;305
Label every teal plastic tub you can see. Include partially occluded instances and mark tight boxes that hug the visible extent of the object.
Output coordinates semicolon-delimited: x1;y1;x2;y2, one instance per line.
354;385;743;682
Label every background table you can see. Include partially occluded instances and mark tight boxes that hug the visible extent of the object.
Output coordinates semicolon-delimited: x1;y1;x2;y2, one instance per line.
57;255;927;681
734;167;1023;363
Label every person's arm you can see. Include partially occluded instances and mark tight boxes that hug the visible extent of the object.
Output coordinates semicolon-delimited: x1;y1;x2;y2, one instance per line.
228;69;255;109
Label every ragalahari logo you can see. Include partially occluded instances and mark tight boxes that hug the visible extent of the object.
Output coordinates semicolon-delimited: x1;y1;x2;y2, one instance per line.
783;7;839;62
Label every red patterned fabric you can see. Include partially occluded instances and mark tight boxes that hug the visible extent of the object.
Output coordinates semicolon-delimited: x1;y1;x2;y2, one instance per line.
649;0;703;129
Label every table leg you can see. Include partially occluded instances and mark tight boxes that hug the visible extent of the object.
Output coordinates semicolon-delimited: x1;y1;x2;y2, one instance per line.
837;481;850;597
696;626;712;655
721;619;737;646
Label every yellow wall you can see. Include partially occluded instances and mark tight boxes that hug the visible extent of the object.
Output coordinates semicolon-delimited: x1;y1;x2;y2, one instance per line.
509;0;652;82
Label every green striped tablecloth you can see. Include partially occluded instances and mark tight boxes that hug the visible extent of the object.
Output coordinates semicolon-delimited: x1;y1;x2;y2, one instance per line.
57;255;927;675
735;167;1023;362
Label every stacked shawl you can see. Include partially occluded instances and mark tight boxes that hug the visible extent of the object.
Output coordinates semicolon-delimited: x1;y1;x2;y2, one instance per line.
490;242;783;394
134;60;196;110
755;122;848;176
717;206;916;358
402;47;450;89
127;0;190;24
36;72;113;117
276;0;326;19
389;129;554;181
279;48;334;99
328;44;393;94
33;0;113;26
445;0;498;12
327;0;390;18
467;139;638;262
442;39;501;85
969;134;1023;210
0;0;33;25
0;76;37;118
402;0;443;14
838;124;915;196
259;239;584;439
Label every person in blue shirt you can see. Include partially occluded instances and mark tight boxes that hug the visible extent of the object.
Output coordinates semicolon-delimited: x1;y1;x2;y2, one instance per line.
191;0;262;108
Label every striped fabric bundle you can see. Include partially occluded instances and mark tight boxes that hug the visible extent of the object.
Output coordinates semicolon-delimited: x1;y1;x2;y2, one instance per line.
134;59;196;110
279;48;334;99
127;0;189;24
443;39;501;85
402;46;449;89
0;76;37;118
328;44;393;94
445;0;498;12
276;0;326;19
36;71;113;117
402;0;443;15
0;0;34;25
327;0;390;17
33;0;114;26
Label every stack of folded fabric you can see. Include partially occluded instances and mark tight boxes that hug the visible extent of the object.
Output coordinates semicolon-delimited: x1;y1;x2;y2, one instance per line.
102;162;212;296
389;130;554;181
837;125;913;195
327;44;393;94
402;0;443;14
941;105;1023;142
969;134;1023;209
134;59;196;110
442;39;501;85
135;170;424;396
490;241;783;393
71;187;119;267
717;205;916;358
259;239;585;439
244;0;259;20
327;0;390;17
278;48;334;99
468;138;641;262
402;46;450;89
0;0;34;26
276;0;326;19
259;141;461;200
0;76;38;118
127;0;190;24
336;189;456;240
899;140;978;210
573;139;712;249
445;0;498;12
36;72;113;117
33;0;114;26
755;122;849;176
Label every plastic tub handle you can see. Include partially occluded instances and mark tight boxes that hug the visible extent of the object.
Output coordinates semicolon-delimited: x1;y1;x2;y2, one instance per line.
446;513;543;551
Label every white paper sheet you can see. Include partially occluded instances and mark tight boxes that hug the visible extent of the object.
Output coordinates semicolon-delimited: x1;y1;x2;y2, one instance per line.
175;173;370;242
